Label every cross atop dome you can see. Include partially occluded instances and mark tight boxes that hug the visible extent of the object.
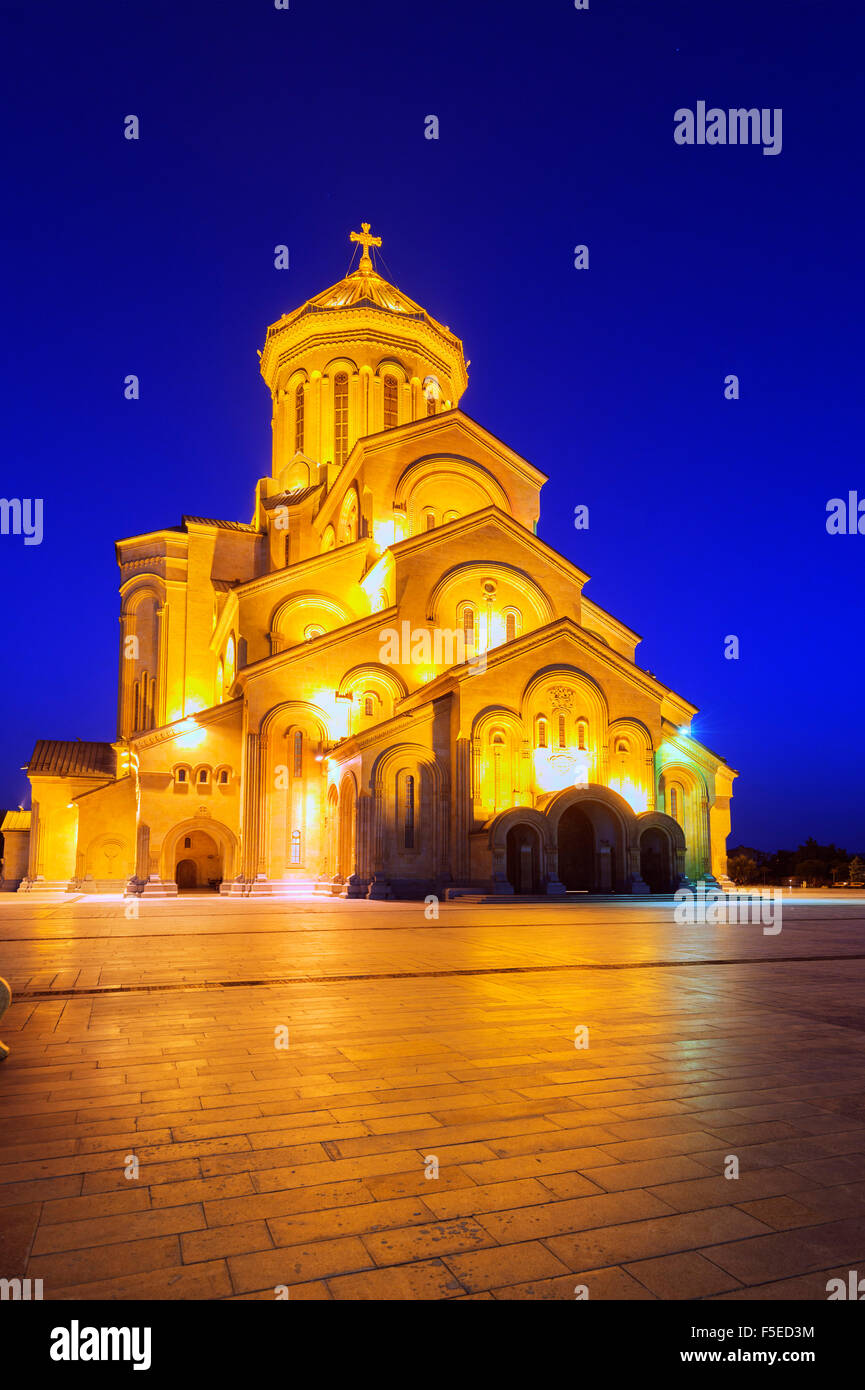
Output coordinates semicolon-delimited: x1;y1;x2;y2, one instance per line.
350;222;381;274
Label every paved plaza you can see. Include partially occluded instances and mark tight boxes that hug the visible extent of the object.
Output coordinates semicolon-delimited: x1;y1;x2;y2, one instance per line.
2;892;865;1300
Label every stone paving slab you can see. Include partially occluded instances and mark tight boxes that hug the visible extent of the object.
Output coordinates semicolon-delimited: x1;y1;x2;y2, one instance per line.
2;892;865;1299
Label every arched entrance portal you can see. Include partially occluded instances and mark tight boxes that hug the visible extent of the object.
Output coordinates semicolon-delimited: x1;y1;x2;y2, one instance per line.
640;827;675;894
174;829;222;891
556;799;623;893
506;823;542;895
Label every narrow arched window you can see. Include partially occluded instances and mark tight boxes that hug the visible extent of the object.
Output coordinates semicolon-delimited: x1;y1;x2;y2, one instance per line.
462;606;475;642
383;375;398;429
506;613;516;642
404;774;415;849
364;697;373;717
176;768;187;784
293;730;303;778
216;659;224;705
290;829;301;865
184;836;191;848
333;372;349;465
537;716;547;749
295;384;305;453
133;680;140;732
198;768;208;783
578;721;588;751
669;786;679;820
424;511;436;531
558;714;566;749
219;770;229;785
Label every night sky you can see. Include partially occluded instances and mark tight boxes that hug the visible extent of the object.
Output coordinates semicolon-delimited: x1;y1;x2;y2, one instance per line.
2;0;862;851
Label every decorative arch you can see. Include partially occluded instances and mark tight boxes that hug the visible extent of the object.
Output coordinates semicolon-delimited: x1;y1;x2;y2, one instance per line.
85;832;133;884
394;455;511;516
486;806;555;856
160;816;238;883
337;487;359;545
427;563;554;629
542;783;637;838
269;592;352;653
260;699;331;744
608;717;655;812
470;706;527;817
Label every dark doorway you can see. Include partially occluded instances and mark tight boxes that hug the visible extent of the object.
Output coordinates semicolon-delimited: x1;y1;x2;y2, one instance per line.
557;805;595;891
175;858;198;891
640;828;674;894
506;825;541;894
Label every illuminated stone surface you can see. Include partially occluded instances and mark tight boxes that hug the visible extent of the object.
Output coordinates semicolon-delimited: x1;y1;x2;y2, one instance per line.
2;892;865;1300
5;226;735;903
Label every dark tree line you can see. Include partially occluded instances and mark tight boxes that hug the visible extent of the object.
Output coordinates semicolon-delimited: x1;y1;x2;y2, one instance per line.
728;839;865;887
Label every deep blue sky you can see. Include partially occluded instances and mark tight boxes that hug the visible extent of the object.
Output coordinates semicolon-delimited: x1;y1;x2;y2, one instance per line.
1;0;862;851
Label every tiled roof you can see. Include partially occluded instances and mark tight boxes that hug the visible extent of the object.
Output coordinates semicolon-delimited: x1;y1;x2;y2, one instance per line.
0;809;31;831
27;741;116;779
182;517;259;532
262;486;321;510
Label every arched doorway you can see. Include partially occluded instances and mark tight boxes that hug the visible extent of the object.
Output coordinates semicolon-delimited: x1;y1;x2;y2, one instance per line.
557;806;596;890
176;859;197;891
555;797;626;893
506;824;542;894
338;777;357;881
174;829;222;891
640;827;675;894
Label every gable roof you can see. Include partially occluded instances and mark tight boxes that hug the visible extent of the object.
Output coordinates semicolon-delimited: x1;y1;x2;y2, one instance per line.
26;741;116;779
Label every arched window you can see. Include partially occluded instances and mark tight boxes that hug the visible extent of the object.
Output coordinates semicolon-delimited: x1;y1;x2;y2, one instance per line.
505;613;516;642
224;635;236;689
557;713;566;749
176;768;187;784
290;829;301;865
295;384;305;454
198;768;209;784
383;375;398;429
536;716;547;749
669;783;685;825
333;372;349;465
462;605;475;645
219;769;229;785
338;489;358;545
491;731;506;808
404;774;415;849
216;659;224;705
133;680;140;732
577;720;588;751
443;509;459;524
616;738;629;754
293;730;303;778
424;511;436;531
184;836;191;849
364;696;374;718
304;624;325;641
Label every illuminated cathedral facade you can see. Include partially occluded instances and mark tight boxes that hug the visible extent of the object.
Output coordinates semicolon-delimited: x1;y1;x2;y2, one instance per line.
3;226;736;899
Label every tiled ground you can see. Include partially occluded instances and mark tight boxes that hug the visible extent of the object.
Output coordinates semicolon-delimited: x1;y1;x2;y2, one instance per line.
2;892;865;1300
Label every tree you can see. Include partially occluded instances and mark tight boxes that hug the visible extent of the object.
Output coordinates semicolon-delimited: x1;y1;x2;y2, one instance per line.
728;854;757;885
849;856;865;887
794;859;830;885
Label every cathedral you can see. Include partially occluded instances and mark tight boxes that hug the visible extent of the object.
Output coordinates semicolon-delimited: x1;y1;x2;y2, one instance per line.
2;226;736;900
